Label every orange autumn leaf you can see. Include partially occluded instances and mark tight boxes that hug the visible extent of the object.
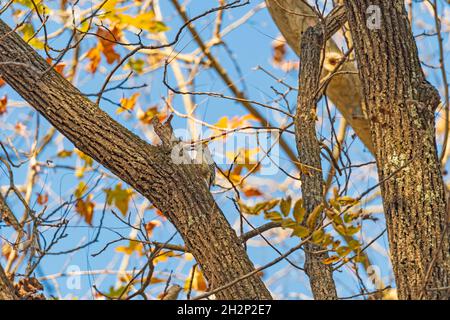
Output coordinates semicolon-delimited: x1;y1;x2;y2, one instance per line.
86;45;101;73
118;93;140;114
45;58;66;76
37;193;48;205
322;256;341;265
0;96;7;115
145;220;161;237
272;37;287;66
155;209;166;220
137;106;166;125
184;267;207;292
243;187;263;197
75;195;95;225
86;26;121;73
96;26;121;64
0;77;5;87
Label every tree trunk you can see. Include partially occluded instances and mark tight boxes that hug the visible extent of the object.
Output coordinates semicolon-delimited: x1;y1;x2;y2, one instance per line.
0;19;271;300
294;6;348;300
295;25;337;300
343;0;450;300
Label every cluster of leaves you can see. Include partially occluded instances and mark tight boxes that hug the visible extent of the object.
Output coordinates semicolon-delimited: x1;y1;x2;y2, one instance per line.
238;192;366;265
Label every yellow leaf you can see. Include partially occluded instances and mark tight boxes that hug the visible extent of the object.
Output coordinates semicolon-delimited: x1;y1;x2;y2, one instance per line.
153;250;176;264
184;253;194;261
118;12;169;33
118;93;140;114
293;199;306;224
116;240;144;256
75;195;95;225
291;225;310;238
20;23;45;49
306;204;324;230
57;150;73;158
184;267;207;292
336;246;352;257
104;183;134;216
280;196;292;217
264;211;283;223
322;256;340;265
74;181;88;198
15;0;49;14
311;229;325;244
281;218;297;229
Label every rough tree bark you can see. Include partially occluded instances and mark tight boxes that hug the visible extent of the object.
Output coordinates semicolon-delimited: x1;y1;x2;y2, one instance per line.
343;0;449;300
295;30;335;300
0;19;272;300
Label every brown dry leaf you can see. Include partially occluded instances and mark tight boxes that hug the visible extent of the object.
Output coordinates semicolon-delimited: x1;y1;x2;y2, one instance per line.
15;277;45;300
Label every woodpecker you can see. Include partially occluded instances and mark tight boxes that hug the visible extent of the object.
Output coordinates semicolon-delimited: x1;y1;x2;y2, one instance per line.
192;141;215;188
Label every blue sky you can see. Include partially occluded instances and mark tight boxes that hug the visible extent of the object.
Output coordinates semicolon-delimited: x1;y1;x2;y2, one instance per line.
1;0;448;299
